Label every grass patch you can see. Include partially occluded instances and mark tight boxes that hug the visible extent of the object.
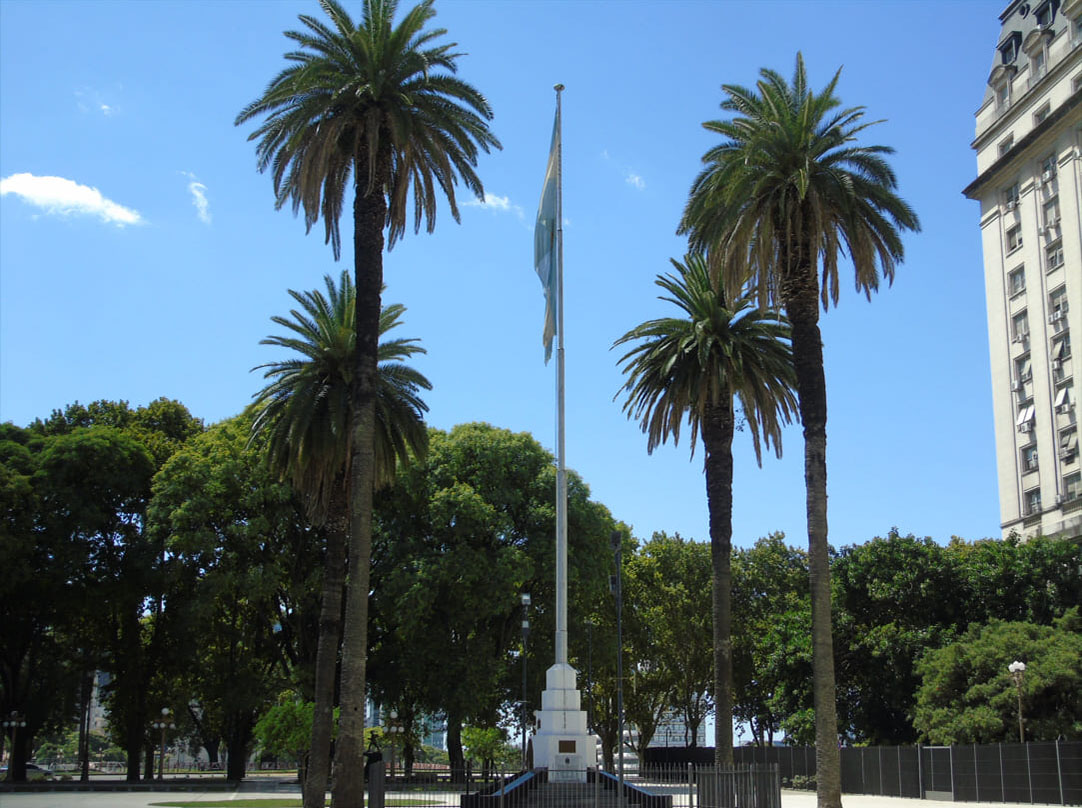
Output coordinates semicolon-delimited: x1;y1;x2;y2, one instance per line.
150;799;443;808
151;802;304;808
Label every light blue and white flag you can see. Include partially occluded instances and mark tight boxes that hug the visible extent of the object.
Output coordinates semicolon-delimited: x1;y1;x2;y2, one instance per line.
534;115;559;363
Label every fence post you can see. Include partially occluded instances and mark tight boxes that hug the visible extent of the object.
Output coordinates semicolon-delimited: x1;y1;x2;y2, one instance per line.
595;766;601;808
1054;739;1064;806
975;744;980;803
500;764;506;808
917;746;923;800
950;745;955;802
1026;742;1033;805
687;762;694;808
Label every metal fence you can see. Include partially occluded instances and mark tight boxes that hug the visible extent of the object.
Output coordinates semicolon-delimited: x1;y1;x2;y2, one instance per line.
365;762;779;808
728;741;1081;805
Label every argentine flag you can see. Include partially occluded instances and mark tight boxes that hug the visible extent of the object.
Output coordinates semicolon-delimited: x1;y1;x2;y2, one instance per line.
534;116;559;364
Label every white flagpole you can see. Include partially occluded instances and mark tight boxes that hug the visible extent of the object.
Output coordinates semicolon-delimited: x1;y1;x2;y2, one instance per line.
553;82;568;666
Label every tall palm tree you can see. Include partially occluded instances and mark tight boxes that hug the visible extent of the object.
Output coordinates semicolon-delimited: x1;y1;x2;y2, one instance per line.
679;54;919;807
237;2;498;802
251;270;430;808
614;252;797;769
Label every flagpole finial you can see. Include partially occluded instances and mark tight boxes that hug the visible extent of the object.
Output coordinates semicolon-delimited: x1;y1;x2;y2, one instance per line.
554;83;564;92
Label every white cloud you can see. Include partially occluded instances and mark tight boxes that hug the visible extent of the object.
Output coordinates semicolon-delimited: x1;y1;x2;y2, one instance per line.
181;172;211;224
0;173;142;226
75;88;116;116
625;172;645;191
601;149;610;160
465;193;524;220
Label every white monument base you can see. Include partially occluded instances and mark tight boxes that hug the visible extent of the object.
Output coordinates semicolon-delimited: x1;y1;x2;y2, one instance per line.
531;662;596;782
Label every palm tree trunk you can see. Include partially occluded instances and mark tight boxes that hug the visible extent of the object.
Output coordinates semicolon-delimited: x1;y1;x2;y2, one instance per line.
303;479;349;808
782;265;842;808
702;401;735;770
332;153;387;808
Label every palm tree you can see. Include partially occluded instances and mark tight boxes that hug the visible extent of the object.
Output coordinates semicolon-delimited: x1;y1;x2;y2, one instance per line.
251;270;430;808
679;54;919;806
237;2;498;802
614;252;797;769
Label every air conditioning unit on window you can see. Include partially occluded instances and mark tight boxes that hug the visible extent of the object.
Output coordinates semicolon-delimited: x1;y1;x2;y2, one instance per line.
1057;404;1073;414
1007;200;1018;211
1012;379;1024;391
1020;422;1035;433
1013;332;1028;343
1042;170;1053;182
1053;359;1063;370
1051;311;1064;323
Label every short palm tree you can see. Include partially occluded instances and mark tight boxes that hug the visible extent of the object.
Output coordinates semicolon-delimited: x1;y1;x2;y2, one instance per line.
614;252;797;769
251;270;430;808
237;2;498;802
679;54;919;807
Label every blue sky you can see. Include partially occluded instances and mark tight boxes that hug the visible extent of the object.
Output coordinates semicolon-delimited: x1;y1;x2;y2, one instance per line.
1;0;1004;552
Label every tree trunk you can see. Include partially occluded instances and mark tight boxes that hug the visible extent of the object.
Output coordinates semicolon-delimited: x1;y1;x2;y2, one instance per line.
303;480;349;808
702;400;735;769
781;256;842;808
226;718;251;781
331;149;388;808
447;715;465;780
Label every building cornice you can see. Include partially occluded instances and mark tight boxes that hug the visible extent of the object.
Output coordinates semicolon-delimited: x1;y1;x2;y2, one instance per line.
963;88;1082;199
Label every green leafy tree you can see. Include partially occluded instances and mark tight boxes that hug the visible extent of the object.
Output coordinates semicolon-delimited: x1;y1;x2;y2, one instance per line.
236;4;499;800
148;415;320;781
254;699;323;783
731;534;812;745
831;531;962;743
369;423;616;774
625;533;712;748
615;253;796;766
913;608;1082;743
680;53;919;805
251;270;430;808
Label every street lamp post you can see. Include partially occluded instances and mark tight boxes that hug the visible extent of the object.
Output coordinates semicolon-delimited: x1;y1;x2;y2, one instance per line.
521;592;531;770
1008;661;1026;743
610;530;624;800
151;708;175;780
387;710;404;780
2;711;27;781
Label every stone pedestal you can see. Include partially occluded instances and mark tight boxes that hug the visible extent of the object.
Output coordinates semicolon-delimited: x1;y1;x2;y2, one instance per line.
531;662;596;782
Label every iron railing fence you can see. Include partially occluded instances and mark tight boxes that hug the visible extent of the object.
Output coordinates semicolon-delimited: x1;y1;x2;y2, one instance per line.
724;741;1081;805
366;763;779;808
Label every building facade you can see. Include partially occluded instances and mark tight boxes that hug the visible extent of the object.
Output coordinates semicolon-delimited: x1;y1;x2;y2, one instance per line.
965;0;1082;540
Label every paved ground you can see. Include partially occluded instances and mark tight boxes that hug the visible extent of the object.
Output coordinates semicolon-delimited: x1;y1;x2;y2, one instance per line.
0;789;1052;808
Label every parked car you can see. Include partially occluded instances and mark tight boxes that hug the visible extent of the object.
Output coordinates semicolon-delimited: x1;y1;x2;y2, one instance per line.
25;763;54;781
1;763;54;781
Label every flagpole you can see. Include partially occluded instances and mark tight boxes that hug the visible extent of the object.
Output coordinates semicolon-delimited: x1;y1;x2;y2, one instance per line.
553;82;568;667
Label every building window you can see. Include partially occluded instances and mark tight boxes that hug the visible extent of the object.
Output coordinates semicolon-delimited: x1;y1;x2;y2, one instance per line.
1053;333;1072;363
1062;429;1079;461
1047;241;1064;270
1009;266;1026;296
1017;403;1036;432
1016;355;1033;385
1066;473;1082;504
1041;154;1057;180
996;81;1012;114
1050;286;1069;320
1022;444;1039;472
1007;224;1023;252
1055;384;1074;413
999;134;1015;156
1035;0;1054;27
1043;196;1060;225
1000;34;1020;64
1013;310;1030;343
1033;100;1050;123
1025;487;1042;515
1005;183;1021;207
